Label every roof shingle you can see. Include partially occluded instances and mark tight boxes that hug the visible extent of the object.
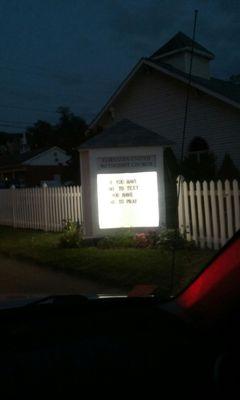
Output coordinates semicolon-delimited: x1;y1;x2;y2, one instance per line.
147;58;240;104
80;119;173;149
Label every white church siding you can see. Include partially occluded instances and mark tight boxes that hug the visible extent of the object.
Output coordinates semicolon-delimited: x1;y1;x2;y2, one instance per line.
99;67;240;168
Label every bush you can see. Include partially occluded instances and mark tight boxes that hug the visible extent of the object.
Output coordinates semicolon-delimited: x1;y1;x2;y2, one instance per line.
156;228;195;250
97;230;135;249
134;231;160;248
96;229;195;251
134;233;150;248
133;229;193;250
58;219;83;248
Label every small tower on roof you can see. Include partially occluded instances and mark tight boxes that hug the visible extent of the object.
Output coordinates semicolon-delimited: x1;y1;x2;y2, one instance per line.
150;31;215;80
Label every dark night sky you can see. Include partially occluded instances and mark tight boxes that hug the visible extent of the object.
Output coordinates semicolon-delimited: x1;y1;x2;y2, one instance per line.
0;0;239;132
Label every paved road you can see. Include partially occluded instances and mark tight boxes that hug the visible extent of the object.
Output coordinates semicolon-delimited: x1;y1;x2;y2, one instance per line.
0;255;120;297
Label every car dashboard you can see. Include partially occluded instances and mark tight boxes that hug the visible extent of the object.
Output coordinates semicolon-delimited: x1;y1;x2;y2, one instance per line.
0;297;218;396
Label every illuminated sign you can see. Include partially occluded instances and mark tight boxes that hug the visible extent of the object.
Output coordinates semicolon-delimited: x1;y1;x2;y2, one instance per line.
97;172;159;229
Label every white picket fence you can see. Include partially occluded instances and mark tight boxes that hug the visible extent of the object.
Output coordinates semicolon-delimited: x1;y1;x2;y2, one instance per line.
1;179;239;244
0;186;83;232
177;177;240;249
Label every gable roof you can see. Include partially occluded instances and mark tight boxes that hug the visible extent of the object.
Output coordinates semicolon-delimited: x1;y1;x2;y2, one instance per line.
80;119;173;149
0;146;67;168
20;146;68;163
150;31;214;59
88;57;240;132
148;58;240;104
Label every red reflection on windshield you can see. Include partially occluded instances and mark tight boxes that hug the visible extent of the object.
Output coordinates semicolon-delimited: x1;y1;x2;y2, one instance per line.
176;235;240;320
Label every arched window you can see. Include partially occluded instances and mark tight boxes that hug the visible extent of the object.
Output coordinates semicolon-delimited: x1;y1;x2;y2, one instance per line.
188;137;209;161
188;137;209;152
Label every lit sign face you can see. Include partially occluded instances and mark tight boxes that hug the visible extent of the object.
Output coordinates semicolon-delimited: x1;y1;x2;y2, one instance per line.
97;172;159;229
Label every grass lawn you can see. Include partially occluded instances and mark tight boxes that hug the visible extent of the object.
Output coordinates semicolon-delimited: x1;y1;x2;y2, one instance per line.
0;226;215;297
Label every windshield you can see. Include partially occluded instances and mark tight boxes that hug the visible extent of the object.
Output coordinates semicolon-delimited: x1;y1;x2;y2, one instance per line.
0;2;239;302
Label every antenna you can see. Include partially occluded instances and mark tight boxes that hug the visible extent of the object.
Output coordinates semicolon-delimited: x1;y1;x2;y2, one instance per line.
169;10;199;297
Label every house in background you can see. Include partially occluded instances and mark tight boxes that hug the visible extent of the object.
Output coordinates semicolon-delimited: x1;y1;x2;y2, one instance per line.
0;146;70;187
87;31;240;169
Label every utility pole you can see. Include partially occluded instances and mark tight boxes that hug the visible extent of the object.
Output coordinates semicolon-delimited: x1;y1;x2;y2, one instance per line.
170;10;199;297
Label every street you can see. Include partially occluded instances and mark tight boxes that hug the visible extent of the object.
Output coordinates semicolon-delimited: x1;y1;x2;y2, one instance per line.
0;255;119;297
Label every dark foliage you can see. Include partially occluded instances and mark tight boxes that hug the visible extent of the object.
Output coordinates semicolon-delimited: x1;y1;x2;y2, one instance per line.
164;148;179;228
26;107;88;184
181;151;217;181
229;74;240;84
58;220;83;248
96;229;194;250
218;153;240;180
97;231;135;249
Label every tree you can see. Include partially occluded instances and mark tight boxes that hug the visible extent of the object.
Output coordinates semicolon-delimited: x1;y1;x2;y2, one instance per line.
55;106;88;151
26;120;55;149
181;151;217;181
26;107;88;152
218;153;240;180
229;74;240;84
55;107;88;184
25;107;88;184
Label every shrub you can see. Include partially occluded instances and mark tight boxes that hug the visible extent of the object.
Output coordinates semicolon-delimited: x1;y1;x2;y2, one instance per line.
156;228;195;250
58;219;83;248
145;230;161;247
134;231;159;248
134;233;149;248
96;229;195;250
97;230;135;249
81;237;101;247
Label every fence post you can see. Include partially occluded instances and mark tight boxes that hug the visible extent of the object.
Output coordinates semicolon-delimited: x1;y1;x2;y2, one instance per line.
217;180;226;247
196;181;205;248
225;179;233;239
203;180;211;249
210;181;219;250
42;182;48;232
189;180;197;245
233;180;240;231
11;185;16;228
79;186;83;226
177;175;185;236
